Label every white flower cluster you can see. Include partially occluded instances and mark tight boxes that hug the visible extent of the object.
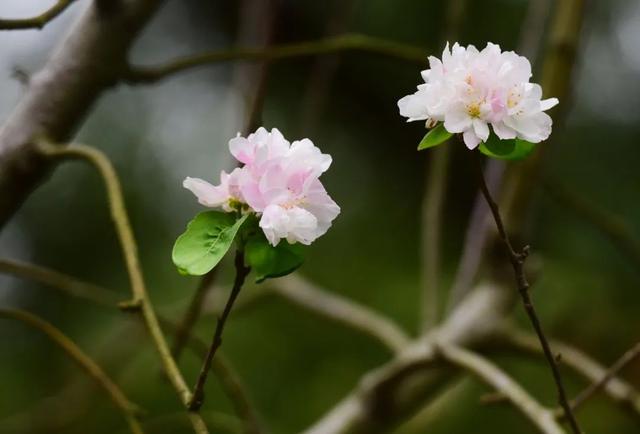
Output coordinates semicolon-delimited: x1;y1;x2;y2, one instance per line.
398;42;559;149
184;128;340;246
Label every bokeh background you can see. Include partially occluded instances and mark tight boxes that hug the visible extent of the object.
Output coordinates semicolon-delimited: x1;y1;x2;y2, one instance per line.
0;0;639;433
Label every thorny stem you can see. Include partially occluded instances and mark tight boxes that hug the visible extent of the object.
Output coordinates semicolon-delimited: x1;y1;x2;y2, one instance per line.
474;152;582;434
38;140;209;434
189;250;251;411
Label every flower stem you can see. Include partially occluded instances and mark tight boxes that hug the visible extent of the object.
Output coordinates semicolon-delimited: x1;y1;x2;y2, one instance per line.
189;249;251;411
474;152;582;434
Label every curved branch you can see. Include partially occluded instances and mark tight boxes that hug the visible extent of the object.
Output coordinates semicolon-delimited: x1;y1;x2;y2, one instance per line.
123;33;426;84
37;140;208;433
0;0;76;30
543;180;640;272
0;0;162;227
0;258;118;306
303;284;515;434
266;273;411;354
437;343;564;434
0;308;144;434
474;154;581;433
571;342;640;412
0;258;262;433
503;329;640;420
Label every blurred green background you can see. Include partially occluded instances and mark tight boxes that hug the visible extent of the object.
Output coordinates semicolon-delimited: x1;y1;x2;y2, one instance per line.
0;0;638;433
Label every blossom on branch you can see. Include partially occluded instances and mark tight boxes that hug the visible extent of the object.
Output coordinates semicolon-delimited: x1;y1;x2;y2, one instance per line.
398;42;559;149
184;128;340;246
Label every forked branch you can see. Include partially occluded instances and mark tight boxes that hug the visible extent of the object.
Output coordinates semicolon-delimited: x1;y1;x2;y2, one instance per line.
437;343;564;434
124;34;426;83
474;153;582;433
0;0;76;30
0;308;144;434
37;140;209;434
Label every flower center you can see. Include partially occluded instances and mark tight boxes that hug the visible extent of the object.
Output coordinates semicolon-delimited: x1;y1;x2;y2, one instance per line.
467;102;481;118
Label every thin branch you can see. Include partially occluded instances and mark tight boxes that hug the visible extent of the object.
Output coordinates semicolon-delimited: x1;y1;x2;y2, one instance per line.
0;258;118;306
570;342;640;412
420;145;450;330
267;273;411;353
474;153;581;433
544;179;640;272
171;269;219;360
304;284;515;434
37;140;209;434
171;323;264;434
503;330;640;419
0;308;144;434
123;33;426;84
0;258;263;433
0;0;163;227
189;250;251;411
0;0;76;30
437;343;564;434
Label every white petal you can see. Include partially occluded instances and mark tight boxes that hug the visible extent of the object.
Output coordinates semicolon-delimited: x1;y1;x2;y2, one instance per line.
398;92;430;122
472;119;490;141
540;97;559;111
462;129;481;149
183;176;228;208
444;107;472;133
492;122;517;140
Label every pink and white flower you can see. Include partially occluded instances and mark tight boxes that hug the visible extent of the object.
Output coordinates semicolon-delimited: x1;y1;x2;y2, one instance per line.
183;128;340;246
398;42;559;149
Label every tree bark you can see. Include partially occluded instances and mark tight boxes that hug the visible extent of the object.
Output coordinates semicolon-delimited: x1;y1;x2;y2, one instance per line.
0;0;163;227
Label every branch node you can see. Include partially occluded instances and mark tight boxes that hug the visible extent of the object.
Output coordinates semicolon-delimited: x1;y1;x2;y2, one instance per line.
118;298;143;312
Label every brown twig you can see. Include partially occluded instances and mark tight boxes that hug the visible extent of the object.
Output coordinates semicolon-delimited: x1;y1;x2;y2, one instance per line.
38;140;209;434
544;180;640;272
502;329;640;420
267;274;411;353
189;250;251;411
438;343;564;434
474;153;582;434
0;0;76;30
124;34;426;84
570;342;640;413
0;308;144;434
0;257;263;432
171;270;219;360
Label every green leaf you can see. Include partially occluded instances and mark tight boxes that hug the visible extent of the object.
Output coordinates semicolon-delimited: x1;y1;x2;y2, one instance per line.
479;135;536;160
172;211;248;276
417;123;453;150
245;234;304;283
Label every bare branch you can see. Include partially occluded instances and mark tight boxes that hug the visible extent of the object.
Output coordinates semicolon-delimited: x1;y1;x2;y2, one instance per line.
474;153;582;433
437;343;564;434
171;269;219;360
544;179;640;272
503;330;640;420
0;0;76;30
0;308;144;434
189;250;251;411
266;273;411;354
303;284;514;434
570;342;640;412
38;140;209;433
0;257;118;306
0;258;263;433
123;34;426;84
0;0;163;228
420;145;450;330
